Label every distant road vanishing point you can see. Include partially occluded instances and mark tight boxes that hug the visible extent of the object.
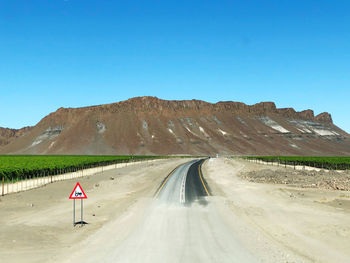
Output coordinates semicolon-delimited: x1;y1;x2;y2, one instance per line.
78;159;259;263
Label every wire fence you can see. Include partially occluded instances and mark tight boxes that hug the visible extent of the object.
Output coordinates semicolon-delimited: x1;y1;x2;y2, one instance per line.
1;158;162;196
242;157;350;171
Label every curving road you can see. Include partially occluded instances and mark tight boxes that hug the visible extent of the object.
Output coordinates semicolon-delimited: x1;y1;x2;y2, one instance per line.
83;159;258;263
155;159;210;205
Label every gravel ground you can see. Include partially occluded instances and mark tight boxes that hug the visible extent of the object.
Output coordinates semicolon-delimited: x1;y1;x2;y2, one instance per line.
238;168;350;191
203;158;350;263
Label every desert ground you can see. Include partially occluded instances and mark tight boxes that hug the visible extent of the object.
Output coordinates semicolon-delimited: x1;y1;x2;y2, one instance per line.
203;158;350;262
0;157;349;262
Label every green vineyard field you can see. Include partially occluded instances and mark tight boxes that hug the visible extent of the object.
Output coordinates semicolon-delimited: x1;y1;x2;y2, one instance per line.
243;156;350;170
0;155;162;181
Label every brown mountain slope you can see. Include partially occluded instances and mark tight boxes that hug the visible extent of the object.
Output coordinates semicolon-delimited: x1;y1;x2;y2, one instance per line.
0;127;32;147
1;97;349;155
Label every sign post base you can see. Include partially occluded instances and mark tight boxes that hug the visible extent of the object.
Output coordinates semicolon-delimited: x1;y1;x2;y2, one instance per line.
70;182;88;227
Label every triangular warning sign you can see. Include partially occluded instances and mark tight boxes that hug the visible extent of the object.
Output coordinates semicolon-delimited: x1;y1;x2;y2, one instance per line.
69;182;87;199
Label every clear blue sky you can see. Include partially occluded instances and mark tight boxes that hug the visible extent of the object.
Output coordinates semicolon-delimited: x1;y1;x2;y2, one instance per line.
1;0;349;132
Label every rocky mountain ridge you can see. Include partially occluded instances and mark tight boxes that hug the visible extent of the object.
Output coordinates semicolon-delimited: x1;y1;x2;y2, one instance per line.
50;97;332;123
0;127;33;147
0;97;348;155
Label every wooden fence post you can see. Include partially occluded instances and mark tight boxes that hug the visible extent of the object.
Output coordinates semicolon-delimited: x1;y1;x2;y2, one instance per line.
2;176;4;196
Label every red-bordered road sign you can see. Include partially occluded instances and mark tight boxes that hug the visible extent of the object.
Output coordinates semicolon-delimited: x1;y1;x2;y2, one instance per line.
69;182;87;199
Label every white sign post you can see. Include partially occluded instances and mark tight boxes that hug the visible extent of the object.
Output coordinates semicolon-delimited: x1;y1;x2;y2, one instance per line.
69;182;87;226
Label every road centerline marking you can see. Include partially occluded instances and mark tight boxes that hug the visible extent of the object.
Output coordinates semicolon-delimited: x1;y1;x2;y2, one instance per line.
179;168;187;203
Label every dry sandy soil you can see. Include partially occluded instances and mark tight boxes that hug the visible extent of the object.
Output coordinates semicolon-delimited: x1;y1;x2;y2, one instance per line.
0;158;190;263
203;158;350;263
1;157;349;263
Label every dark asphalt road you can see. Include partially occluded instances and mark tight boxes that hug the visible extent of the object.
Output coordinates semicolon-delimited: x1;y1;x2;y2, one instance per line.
156;159;210;205
185;159;210;205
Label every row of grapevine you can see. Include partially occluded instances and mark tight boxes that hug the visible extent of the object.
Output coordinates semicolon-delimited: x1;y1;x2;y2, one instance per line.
0;155;166;181
242;156;350;170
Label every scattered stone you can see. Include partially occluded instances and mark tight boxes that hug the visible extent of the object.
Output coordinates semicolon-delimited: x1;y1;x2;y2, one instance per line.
110;177;115;180
94;183;100;188
239;168;350;191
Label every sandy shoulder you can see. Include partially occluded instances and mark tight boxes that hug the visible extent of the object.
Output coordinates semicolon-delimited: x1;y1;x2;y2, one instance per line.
0;158;189;263
202;158;350;263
